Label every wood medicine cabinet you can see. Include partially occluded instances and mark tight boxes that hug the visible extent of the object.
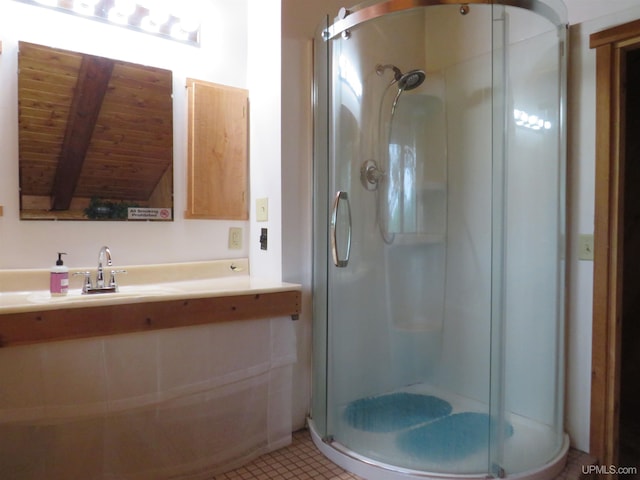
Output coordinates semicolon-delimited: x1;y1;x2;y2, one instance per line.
186;79;249;219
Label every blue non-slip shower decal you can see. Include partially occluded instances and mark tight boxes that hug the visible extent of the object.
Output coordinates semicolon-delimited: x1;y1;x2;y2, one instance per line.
397;412;514;462
344;393;452;433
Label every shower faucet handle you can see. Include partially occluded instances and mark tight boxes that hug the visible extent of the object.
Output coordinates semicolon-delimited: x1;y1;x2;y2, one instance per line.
360;159;384;191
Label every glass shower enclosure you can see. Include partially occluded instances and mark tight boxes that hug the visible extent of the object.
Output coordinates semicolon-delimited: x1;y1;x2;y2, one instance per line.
311;1;568;479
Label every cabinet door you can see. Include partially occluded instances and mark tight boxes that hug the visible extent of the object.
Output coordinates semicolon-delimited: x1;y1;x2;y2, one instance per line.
186;79;248;219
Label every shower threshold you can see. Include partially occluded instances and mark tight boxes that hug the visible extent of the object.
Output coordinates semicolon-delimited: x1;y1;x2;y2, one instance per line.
309;384;569;480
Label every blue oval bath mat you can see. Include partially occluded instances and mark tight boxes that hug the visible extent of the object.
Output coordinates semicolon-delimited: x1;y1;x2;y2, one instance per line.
397;412;514;462
344;393;452;433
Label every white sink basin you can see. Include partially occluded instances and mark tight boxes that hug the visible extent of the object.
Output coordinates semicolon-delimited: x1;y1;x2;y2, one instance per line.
113;284;183;295
25;284;183;304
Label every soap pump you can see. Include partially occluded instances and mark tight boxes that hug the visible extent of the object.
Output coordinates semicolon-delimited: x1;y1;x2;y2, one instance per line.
50;252;69;296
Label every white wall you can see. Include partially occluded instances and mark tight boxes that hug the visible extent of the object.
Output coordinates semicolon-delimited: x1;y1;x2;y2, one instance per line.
282;0;640;453
248;0;282;282
564;0;640;24
564;2;640;454
0;0;283;272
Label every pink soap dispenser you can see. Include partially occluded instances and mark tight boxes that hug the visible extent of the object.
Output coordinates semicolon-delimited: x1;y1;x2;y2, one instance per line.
50;252;69;296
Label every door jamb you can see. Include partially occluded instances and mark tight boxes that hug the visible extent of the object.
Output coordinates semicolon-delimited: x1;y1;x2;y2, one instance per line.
589;18;640;465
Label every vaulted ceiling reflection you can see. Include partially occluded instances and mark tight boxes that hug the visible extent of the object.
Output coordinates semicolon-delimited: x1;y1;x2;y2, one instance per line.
18;42;174;220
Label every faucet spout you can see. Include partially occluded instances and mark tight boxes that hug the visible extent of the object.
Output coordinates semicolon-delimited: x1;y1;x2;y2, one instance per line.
96;246;112;288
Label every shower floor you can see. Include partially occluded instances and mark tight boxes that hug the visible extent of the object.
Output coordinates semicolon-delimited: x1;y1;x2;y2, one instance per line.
331;383;564;476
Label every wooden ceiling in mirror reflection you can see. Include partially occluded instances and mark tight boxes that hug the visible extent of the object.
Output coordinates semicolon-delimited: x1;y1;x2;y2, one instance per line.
18;42;173;220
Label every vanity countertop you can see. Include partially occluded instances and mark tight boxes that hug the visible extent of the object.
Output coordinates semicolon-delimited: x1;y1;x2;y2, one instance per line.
0;258;300;315
0;259;301;348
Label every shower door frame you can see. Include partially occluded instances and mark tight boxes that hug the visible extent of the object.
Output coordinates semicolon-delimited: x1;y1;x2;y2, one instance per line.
324;0;565;41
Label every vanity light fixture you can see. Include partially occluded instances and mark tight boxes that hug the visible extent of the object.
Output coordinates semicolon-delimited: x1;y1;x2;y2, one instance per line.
14;0;201;45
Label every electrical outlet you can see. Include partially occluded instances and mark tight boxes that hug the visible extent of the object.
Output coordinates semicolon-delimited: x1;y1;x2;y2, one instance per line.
229;227;242;250
578;234;594;261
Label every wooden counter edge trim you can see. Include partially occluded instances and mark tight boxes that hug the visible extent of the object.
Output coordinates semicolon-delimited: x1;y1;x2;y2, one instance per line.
0;290;301;348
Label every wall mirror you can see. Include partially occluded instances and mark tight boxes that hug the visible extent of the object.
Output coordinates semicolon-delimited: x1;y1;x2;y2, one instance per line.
18;42;174;221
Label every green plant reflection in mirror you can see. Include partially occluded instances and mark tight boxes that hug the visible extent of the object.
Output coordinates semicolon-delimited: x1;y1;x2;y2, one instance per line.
18;42;174;221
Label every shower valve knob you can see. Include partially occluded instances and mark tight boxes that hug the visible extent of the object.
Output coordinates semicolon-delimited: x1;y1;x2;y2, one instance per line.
366;166;383;184
360;160;383;190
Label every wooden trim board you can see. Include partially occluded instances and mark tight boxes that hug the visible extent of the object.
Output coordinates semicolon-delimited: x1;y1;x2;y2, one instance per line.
589;19;640;466
0;290;301;348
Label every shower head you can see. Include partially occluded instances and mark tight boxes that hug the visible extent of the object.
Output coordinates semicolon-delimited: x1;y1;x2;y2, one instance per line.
398;69;426;91
375;64;426;91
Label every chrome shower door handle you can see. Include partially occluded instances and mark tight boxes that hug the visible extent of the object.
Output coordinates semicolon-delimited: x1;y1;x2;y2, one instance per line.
330;191;352;267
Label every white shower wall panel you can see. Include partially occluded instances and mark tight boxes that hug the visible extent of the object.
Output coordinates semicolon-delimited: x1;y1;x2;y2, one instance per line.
427;9;564;425
503;28;564;427
432;53;493;404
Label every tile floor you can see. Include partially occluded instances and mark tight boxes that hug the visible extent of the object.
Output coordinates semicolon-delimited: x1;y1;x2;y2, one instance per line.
213;429;597;480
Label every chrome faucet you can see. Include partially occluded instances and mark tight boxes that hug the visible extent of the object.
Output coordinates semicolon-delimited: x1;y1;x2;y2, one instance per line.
96;246;112;288
74;246;126;294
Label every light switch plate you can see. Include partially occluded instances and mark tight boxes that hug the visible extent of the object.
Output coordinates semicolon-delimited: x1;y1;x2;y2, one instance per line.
256;198;268;222
229;227;242;249
578;233;594;261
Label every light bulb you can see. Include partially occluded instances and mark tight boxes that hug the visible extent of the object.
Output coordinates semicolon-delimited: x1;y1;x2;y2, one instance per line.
73;0;100;15
176;16;200;33
141;16;160;32
170;23;189;41
149;8;169;26
114;0;136;16
108;0;137;24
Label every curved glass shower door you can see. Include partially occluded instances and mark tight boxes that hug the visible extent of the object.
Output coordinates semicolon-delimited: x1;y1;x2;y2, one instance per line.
312;1;567;479
319;4;501;475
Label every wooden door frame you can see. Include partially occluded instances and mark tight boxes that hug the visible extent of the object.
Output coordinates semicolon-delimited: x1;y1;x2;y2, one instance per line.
589;18;640;465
